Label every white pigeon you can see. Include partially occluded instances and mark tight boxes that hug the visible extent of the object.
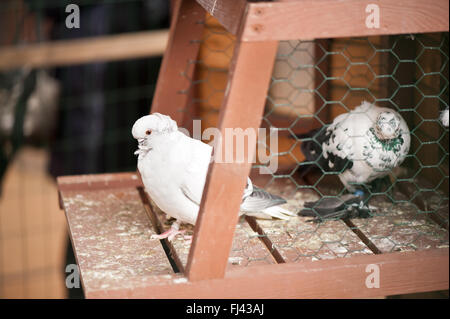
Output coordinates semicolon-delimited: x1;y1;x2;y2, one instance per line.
132;113;295;240
300;101;411;193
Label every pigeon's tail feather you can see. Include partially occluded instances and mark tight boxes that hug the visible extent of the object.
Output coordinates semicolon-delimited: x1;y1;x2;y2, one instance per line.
241;187;286;210
259;205;296;220
240;187;295;220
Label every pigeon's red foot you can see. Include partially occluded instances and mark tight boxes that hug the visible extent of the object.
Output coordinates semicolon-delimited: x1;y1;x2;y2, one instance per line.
183;235;193;245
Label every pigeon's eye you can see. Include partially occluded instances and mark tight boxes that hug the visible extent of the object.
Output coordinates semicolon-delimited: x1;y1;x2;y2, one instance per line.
145;130;152;135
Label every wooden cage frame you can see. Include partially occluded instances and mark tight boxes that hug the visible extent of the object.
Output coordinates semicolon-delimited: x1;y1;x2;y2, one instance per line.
49;0;450;298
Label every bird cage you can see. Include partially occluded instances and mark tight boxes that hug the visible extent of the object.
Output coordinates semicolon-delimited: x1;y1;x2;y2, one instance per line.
57;0;449;298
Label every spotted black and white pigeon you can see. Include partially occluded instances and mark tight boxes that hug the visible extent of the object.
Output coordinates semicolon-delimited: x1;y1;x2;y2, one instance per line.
132;113;295;241
297;101;411;220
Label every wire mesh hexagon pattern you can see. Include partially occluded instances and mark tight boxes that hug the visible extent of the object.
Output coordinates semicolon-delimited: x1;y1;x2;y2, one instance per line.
169;13;449;267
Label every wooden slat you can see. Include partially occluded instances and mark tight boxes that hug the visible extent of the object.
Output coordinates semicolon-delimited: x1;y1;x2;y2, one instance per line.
0;30;169;71
241;0;449;41
396;176;449;231
137;188;187;273
57;172;143;192
350;195;449;253
151;0;205;125
229;218;277;266
253;179;374;261
195;0;247;35
185;39;279;281
86;248;449;298
148;198;277;271
59;187;174;294
257;218;373;262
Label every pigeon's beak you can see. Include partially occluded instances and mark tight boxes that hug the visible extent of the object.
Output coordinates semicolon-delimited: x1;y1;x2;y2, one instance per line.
135;137;152;156
134;138;145;156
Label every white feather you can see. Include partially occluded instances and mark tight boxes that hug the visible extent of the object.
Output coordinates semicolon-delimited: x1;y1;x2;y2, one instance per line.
441;107;449;127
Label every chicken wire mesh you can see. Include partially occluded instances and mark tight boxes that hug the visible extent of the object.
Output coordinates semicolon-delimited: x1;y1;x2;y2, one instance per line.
171;13;449;266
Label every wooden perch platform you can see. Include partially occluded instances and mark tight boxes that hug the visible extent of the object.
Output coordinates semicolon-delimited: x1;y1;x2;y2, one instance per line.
57;172;449;298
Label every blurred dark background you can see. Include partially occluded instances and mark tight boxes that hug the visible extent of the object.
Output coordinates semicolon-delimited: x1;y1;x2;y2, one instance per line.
0;0;170;298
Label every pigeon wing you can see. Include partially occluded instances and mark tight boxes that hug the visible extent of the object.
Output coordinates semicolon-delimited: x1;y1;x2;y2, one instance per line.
316;124;354;173
179;136;213;206
240;186;286;212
